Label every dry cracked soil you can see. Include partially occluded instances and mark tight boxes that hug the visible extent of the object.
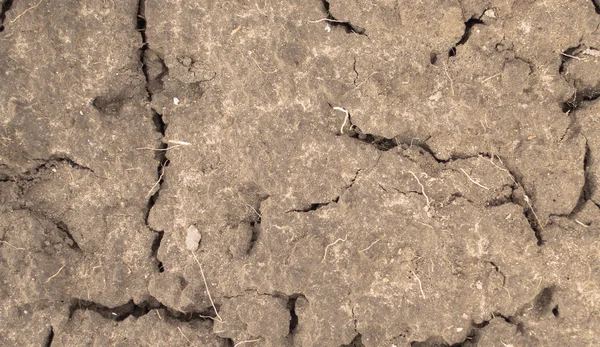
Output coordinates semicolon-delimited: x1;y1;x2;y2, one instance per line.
1;0;600;346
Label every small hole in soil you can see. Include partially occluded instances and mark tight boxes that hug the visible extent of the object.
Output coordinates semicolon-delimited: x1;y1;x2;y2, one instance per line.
430;52;438;65
552;305;559;317
0;25;4;32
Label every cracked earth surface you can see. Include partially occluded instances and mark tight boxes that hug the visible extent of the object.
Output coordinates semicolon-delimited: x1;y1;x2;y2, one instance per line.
1;0;600;346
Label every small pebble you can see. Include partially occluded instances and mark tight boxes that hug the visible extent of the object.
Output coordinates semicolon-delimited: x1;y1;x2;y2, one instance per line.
186;225;201;251
173;97;180;105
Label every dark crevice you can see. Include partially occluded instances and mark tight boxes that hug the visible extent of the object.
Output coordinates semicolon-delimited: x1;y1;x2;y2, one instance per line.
565;139;592;216
68;298;162;322
562;90;600;113
245;195;269;255
224;338;235;347
287;169;361;212
138;0;170;272
352;57;359;85
151;230;164;272
559;45;584;113
44;326;54;347
0;0;14;32
25;208;83;252
332;105;444;157
411;334;477;347
583;141;593;202
430;52;438;65
321;0;367;35
287;294;305;335
552;305;560;317
448;16;484;57
68;297;217;323
55;221;81;251
500;161;544;246
592;0;600;15
341;334;365;347
288;202;330;212
24;157;96;182
489;261;507;286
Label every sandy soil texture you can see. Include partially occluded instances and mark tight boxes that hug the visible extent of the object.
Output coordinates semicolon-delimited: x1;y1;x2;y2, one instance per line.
1;0;600;346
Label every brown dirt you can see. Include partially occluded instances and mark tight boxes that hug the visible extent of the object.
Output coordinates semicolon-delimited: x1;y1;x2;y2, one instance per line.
1;0;600;346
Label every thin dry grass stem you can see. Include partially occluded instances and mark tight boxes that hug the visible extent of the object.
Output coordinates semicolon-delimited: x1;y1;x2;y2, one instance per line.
443;62;455;96
137;144;184;151
156;310;162;320
10;0;43;23
255;1;267;16
45;265;66;284
575;220;590;228
481;72;501;83
503;285;511;298
191;251;223;322
168;140;192;146
487;155;544;229
322;235;348;262
145;162;167;198
250;54;279;74
0;240;25;250
561;52;583;61
234;339;262;347
344;72;381;95
245;204;262;219
408;171;431;209
230;25;242;35
359;237;382;252
333;107;350;134
460;168;489;190
524;195;544;230
308;18;346;23
177;327;197;347
411;270;426;299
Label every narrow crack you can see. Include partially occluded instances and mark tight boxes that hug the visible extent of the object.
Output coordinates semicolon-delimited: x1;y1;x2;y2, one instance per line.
0;0;13;32
321;0;367;35
489;261;507;287
341;333;364;347
20;208;83;252
448;15;485;57
44;326;54;347
68;298;161;322
151;230;164;272
286;169;361;212
137;0;169;272
352;57;359;86
68;296;217;323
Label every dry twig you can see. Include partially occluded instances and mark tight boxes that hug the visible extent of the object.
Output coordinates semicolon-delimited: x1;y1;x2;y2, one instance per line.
191;251;223;322
460;168;489;190
45;265;66;284
408;171;431;210
0;240;25;250
411;270;426;299
359;238;382;252
234;339;262;347
177;327;197;347
10;0;43;24
322;235;348;262
333;107;350;134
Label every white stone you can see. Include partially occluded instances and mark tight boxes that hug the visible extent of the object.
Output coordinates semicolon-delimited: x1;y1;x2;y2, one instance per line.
186;225;201;251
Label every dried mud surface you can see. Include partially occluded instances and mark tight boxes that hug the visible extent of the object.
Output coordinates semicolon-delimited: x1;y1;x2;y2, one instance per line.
1;0;600;346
